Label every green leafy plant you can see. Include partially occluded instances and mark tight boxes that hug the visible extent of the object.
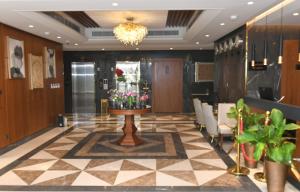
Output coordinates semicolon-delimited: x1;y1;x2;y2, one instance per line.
227;98;264;131
237;108;300;165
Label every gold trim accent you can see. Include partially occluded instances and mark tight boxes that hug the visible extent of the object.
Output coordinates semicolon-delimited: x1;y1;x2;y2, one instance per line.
246;0;295;26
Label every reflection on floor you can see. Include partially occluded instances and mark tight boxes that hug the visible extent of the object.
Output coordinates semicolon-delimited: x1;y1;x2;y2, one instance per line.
0;113;294;191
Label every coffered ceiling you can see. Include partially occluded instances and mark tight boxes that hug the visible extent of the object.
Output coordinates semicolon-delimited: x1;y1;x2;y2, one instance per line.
0;0;292;51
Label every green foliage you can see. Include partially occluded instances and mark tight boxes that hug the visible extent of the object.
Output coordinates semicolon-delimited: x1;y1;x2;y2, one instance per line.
227;98;264;130
237;108;300;165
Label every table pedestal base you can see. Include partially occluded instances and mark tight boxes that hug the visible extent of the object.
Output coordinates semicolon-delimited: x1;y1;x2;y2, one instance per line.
117;114;143;146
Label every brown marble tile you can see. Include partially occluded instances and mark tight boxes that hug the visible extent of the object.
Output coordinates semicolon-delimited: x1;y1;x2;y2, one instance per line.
44;150;69;158
66;137;84;142
193;151;220;159
121;160;152;170
161;171;198;185
48;160;80;170
15;159;53;169
190;160;225;170
34;172;80;186
202;173;242;187
183;144;208;150
156;159;183;170
13;170;44;185
86;171;118;185
86;159;120;169
117;172;156;186
46;143;73;150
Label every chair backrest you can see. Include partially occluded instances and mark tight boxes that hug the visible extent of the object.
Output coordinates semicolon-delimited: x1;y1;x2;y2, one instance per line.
217;103;237;128
193;98;205;125
202;104;218;137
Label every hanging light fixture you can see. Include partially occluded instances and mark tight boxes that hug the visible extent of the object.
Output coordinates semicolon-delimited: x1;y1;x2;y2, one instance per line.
263;16;268;66
278;1;284;64
113;17;148;46
251;42;256;67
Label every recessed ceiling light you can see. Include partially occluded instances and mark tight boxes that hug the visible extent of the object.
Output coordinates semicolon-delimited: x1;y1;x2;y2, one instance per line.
196;41;199;45
136;48;139;50
293;12;299;16
205;34;210;37
44;32;50;35
199;48;203;50
112;2;118;6
101;48;105;51
247;1;254;5
230;15;238;20
57;36;61;39
28;25;34;28
74;43;78;46
220;23;225;26
170;47;173;50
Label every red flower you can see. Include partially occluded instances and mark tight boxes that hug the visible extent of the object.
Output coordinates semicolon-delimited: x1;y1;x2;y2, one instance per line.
115;68;124;77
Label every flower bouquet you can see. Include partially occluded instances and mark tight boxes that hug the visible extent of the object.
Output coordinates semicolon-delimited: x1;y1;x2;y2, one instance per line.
139;93;149;108
115;68;126;82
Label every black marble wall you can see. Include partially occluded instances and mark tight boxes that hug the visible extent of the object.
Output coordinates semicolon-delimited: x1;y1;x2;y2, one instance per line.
63;50;214;113
247;25;300;100
214;26;246;102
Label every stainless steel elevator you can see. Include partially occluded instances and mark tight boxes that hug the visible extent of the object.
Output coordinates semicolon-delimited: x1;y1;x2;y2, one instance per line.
71;62;96;113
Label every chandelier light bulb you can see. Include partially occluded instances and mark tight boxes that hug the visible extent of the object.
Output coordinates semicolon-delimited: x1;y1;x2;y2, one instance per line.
113;18;148;46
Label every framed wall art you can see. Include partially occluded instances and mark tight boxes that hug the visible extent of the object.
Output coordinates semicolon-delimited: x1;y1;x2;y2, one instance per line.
44;47;56;78
195;62;214;82
7;37;25;79
29;54;44;89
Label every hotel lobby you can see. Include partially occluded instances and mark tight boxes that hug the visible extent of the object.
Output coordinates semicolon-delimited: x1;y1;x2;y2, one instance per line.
0;0;300;191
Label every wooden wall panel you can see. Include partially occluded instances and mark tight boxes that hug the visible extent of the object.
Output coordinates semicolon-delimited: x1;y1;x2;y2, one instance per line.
280;40;300;179
281;40;300;106
0;23;64;148
152;58;183;113
0;24;10;147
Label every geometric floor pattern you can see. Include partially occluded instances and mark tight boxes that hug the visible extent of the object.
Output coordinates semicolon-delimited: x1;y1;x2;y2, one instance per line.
0;114;261;191
64;132;187;159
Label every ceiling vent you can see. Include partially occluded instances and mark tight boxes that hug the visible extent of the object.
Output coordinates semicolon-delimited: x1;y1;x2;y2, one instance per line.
89;29;181;38
43;12;81;33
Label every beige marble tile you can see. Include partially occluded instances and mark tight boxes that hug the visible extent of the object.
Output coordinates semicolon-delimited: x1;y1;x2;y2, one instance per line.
156;171;195;186
193;170;227;185
86;171;118;185
0;171;28;185
72;171;111;186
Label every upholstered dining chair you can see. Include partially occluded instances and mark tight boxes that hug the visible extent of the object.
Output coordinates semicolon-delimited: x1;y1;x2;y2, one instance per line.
193;98;206;130
202;104;218;143
217;103;237;148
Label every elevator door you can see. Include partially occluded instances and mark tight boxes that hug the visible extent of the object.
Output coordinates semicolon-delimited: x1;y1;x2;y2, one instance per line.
71;62;96;113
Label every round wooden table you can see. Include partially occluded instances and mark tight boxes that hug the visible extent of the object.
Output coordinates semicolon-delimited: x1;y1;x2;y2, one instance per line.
109;108;151;146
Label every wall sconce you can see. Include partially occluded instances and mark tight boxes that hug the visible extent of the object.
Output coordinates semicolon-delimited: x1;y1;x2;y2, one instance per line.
278;3;284;64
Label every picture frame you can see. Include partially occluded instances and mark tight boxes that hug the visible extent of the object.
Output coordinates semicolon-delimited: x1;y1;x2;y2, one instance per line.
44;47;56;78
194;62;214;82
7;37;25;79
29;53;44;90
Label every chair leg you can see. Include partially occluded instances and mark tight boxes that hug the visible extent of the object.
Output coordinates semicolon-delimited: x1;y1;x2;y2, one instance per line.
219;133;223;148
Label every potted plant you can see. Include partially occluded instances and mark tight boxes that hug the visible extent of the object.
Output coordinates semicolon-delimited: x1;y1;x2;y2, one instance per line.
227;98;264;168
237;108;300;192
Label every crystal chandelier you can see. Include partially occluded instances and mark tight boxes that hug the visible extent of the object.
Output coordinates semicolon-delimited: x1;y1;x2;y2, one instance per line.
113;17;148;46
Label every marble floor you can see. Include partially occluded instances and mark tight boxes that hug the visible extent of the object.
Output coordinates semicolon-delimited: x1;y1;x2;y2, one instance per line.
0;113;297;191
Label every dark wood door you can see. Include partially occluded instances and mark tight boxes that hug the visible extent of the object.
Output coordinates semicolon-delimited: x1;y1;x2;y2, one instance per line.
152;58;183;112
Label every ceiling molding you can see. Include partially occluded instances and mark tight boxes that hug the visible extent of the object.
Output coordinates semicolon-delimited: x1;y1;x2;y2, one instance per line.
64;11;100;28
